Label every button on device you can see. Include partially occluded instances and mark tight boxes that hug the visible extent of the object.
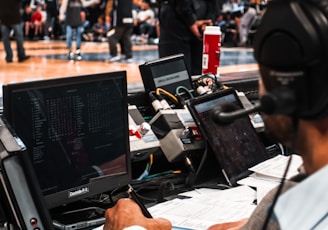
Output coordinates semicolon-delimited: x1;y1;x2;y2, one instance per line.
30;218;38;227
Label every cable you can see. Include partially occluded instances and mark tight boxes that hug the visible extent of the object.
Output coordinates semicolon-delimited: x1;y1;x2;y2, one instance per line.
176;86;194;99
156;88;179;104
156;93;171;110
130;173;187;203
261;155;293;230
149;153;153;171
137;153;154;180
146;170;182;179
184;140;209;187
149;91;163;112
194;140;209;182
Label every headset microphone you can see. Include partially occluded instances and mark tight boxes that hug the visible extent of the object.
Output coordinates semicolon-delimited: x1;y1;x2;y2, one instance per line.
211;103;261;124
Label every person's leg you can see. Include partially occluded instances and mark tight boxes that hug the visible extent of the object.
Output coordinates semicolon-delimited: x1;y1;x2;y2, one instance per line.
159;29;192;74
108;34;118;57
107;27;124;61
75;26;83;60
45;9;56;38
1;24;13;62
75;26;83;50
238;24;248;45
238;8;256;46
122;26;133;59
138;23;149;44
119;39;125;57
24;22;30;37
66;25;73;50
190;37;203;75
34;22;38;36
146;23;155;38
66;25;74;59
12;22;28;61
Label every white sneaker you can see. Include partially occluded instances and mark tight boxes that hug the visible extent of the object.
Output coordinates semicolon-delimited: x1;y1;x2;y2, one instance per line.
75;49;82;61
124;57;133;63
68;51;75;60
106;55;121;62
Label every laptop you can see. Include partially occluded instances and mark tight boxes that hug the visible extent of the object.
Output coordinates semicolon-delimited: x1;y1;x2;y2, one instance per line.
186;88;269;186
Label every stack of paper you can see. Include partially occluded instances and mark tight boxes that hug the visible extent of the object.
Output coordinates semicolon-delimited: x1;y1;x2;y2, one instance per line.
249;154;303;181
238;154;303;202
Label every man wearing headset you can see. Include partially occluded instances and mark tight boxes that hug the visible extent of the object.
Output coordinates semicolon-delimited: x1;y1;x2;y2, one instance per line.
103;0;328;229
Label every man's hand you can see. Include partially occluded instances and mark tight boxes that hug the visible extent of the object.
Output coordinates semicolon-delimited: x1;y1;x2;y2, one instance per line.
190;19;213;40
103;198;172;230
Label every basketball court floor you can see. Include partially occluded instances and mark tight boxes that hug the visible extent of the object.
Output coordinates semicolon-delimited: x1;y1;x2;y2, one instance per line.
0;40;259;95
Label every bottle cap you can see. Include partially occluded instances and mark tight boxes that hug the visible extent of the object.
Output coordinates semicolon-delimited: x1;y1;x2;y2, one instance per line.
204;26;221;34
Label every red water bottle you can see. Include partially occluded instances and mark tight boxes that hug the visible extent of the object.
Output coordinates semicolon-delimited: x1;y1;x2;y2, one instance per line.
202;26;221;76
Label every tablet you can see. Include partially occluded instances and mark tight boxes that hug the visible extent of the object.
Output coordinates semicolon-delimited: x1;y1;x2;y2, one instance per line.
187;88;269;186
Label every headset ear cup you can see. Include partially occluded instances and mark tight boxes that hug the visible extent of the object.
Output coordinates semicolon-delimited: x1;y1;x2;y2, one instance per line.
260;87;297;115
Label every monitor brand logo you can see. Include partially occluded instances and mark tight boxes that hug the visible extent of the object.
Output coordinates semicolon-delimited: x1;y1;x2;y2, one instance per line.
69;187;89;198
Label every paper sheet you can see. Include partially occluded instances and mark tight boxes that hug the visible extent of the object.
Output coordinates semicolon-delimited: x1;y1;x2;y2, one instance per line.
249;154;303;180
93;186;256;230
148;186;256;230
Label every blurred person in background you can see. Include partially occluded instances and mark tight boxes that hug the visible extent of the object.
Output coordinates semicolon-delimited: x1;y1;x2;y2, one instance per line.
31;5;44;39
106;0;144;62
157;0;221;75
0;0;30;63
43;0;59;40
59;0;100;61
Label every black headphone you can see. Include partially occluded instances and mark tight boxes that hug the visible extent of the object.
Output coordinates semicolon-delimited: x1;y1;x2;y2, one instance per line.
253;0;328;119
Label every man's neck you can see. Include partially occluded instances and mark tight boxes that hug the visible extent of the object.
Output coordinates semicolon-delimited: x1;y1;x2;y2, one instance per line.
297;119;328;174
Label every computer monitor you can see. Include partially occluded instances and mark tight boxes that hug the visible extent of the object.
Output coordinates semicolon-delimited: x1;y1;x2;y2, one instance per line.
2;71;131;209
139;53;194;95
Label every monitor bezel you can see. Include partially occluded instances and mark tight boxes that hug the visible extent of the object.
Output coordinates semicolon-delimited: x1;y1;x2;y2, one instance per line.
2;71;132;209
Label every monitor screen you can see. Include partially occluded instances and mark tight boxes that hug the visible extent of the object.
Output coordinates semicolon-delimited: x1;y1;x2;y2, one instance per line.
187;88;269;186
139;54;193;95
2;71;131;209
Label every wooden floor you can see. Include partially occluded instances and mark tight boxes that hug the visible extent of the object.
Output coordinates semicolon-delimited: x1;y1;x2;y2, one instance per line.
0;40;259;90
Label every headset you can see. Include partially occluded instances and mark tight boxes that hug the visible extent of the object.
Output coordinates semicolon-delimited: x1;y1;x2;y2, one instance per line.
253;0;328;119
